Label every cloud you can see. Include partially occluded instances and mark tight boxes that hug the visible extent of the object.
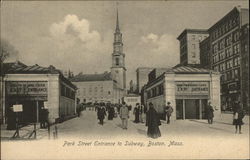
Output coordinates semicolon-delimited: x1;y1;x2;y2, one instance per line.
125;33;179;82
47;14;113;74
140;33;178;56
50;14;103;52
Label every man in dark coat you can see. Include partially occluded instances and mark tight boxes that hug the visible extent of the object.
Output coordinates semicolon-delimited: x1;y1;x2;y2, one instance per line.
146;102;161;139
108;106;115;120
133;103;140;123
206;101;214;124
97;105;106;125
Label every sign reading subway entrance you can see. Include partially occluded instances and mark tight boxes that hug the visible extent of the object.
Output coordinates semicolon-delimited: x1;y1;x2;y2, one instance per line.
13;104;23;112
175;81;209;95
6;81;47;96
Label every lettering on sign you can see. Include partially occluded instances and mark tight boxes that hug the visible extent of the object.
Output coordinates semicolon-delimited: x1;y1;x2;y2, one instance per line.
6;81;47;96
175;81;209;95
13;104;23;112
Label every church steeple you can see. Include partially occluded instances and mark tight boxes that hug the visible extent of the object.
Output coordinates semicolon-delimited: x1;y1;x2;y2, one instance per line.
111;8;126;90
116;10;120;33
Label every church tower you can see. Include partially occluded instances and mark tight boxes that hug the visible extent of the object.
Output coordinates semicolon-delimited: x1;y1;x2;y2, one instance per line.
111;10;126;90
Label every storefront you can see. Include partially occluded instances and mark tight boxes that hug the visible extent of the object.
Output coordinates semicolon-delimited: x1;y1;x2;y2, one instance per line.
144;65;221;120
2;64;77;126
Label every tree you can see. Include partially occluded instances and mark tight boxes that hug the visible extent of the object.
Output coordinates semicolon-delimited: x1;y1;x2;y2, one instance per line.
0;38;18;63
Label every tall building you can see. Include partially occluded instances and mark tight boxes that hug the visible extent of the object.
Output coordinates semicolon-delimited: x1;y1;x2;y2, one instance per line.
136;67;154;94
240;23;249;113
177;29;209;65
111;11;126;90
208;7;249;110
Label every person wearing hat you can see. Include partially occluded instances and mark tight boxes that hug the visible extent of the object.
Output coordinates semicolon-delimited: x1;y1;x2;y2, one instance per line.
206;101;214;124
165;102;173;124
146;102;161;139
97;104;106;125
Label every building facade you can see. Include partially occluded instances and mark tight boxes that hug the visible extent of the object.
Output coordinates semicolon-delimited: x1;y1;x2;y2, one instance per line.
2;63;77;125
240;23;249;113
70;72;124;104
111;11;126;90
143;65;221;120
200;37;211;69
136;67;154;94
177;29;209;65
208;7;249;110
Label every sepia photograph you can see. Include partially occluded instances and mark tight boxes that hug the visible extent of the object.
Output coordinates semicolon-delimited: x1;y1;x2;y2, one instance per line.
0;0;249;159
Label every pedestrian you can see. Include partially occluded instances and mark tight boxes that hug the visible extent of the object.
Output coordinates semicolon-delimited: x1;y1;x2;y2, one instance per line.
139;104;145;123
97;105;106;125
233;103;245;134
108;106;115;120
120;102;129;129
7;107;16;130
40;107;49;128
206;101;214;124
133;103;140;123
146;102;161;139
76;103;81;117
165;102;173;124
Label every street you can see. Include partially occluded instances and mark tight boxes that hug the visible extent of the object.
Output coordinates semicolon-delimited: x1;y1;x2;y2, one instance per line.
1;110;249;159
54;110;249;139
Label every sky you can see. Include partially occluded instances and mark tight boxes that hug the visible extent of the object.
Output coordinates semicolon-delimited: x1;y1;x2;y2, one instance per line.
1;0;249;85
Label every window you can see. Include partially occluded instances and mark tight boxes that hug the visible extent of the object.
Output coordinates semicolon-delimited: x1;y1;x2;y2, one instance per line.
213;43;218;54
235;69;239;78
192;35;195;40
233;44;240;54
231;70;235;79
115;58;119;66
191;52;196;58
192;44;196;49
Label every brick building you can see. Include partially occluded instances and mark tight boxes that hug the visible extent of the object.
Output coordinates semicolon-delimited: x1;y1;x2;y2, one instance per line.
208;7;249;110
240;23;249;112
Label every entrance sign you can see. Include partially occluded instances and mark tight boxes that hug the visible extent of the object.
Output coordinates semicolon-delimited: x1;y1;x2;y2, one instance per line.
6;81;47;96
175;81;209;95
13;104;23;112
44;101;49;109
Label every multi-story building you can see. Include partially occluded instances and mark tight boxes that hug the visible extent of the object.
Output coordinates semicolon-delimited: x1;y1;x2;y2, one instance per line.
136;67;154;94
177;29;209;65
208;7;249;110
240;23;249;113
70;72;124;104
200;37;211;69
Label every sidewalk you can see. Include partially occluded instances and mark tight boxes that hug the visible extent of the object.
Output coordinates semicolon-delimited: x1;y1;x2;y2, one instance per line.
1;123;50;141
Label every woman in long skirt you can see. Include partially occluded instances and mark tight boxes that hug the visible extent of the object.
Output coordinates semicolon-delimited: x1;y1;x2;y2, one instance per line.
146;102;161;138
234;104;245;134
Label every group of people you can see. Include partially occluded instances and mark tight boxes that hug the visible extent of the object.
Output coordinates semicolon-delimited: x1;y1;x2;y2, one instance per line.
96;104;118;125
133;103;146;123
206;100;245;134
